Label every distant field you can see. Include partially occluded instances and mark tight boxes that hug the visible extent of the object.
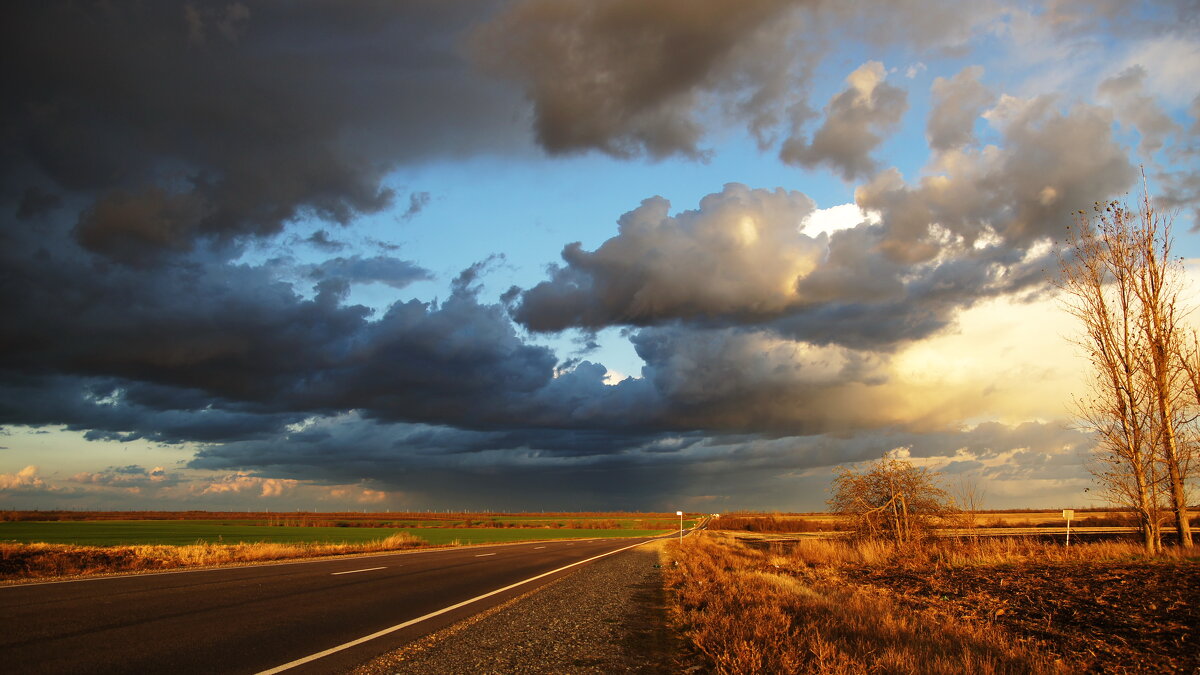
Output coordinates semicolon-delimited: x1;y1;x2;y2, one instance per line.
0;520;672;547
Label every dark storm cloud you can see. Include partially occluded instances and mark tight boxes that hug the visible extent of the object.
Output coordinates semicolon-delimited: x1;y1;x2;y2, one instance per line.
189;413;712;510
189;412;1092;510
466;0;1034;160
304;255;433;290
0;374;304;444
1;0;524;263
0;208;672;443
304;230;346;252
15;187;63;221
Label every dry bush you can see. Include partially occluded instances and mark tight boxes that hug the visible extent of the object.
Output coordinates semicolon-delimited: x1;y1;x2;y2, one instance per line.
663;533;1067;674
0;532;425;581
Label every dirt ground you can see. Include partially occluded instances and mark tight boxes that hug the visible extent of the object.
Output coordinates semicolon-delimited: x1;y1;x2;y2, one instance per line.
841;559;1199;674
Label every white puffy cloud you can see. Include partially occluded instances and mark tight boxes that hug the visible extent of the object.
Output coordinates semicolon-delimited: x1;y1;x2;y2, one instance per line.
199;472;298;498
0;465;50;491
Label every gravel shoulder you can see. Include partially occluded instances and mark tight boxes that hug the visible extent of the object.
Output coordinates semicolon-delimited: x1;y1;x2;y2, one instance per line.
351;541;682;674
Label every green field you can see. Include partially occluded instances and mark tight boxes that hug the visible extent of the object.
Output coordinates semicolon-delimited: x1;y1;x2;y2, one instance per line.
0;520;672;547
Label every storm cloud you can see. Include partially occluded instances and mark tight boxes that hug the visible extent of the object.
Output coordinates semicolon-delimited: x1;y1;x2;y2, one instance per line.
469;0;808;158
2;1;525;263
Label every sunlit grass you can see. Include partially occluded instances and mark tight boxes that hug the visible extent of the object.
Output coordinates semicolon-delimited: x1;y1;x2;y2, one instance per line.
661;533;1100;674
0;532;426;581
0;520;669;547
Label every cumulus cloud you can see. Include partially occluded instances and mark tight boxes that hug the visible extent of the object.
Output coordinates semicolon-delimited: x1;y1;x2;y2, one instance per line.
927;66;996;153
514;184;820;331
469;0;806;158
1097;65;1181;158
859;95;1135;261
512;152;1089;351
200;472;297;498
780;61;909;180
0;465;50;491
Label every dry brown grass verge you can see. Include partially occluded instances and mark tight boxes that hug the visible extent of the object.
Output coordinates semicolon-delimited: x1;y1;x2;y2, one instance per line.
822;539;1199;674
663;533;1070;674
0;532;426;581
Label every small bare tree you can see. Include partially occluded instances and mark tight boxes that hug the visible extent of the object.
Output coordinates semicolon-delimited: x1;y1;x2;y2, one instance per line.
829;455;951;543
949;475;987;538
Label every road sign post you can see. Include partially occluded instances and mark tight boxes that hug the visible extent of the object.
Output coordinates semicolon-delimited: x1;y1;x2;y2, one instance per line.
1063;509;1074;547
676;510;683;542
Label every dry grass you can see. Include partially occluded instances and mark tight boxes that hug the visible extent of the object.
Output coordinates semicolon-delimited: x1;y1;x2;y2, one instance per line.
663;533;1198;674
778;535;1194;568
663;533;1065;674
0;532;426;581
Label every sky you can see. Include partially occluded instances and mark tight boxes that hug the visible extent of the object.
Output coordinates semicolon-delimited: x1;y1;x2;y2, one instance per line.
2;0;1199;513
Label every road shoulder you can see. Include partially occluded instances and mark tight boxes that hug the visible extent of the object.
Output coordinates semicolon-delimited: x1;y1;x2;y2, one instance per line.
351;542;681;674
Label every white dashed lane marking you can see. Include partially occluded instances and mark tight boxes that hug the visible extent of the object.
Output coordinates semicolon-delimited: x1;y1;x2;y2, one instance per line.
331;567;387;576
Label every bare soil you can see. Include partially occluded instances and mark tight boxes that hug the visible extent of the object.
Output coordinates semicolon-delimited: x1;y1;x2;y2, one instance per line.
841;559;1199;674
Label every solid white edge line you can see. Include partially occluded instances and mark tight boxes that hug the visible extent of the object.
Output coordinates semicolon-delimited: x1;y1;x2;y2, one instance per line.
330;567;387;576
255;537;658;674
474;553;496;557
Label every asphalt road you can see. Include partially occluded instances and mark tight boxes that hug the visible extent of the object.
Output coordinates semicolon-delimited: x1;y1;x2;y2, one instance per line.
0;532;684;674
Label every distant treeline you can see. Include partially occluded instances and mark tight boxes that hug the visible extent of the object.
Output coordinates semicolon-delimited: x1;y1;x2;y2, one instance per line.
715;514;841;533
257;516;678;529
0;510;684;527
982;514;1199;529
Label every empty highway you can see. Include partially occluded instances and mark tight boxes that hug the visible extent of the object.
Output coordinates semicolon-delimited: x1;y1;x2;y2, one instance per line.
0;533;680;674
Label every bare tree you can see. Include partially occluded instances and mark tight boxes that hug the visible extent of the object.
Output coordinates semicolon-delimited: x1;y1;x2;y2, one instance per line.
1058;181;1194;549
949;475;987;538
829;455;951;543
1058;200;1159;552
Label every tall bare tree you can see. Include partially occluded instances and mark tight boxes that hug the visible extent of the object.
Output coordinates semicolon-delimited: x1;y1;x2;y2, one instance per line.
1058;181;1193;549
1127;188;1193;547
1059;206;1160;552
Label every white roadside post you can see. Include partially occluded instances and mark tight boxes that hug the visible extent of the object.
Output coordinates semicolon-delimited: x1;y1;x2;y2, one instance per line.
1063;509;1074;547
677;510;683;542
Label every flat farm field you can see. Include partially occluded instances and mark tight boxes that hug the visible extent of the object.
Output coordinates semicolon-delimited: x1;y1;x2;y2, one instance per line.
0;520;670;547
